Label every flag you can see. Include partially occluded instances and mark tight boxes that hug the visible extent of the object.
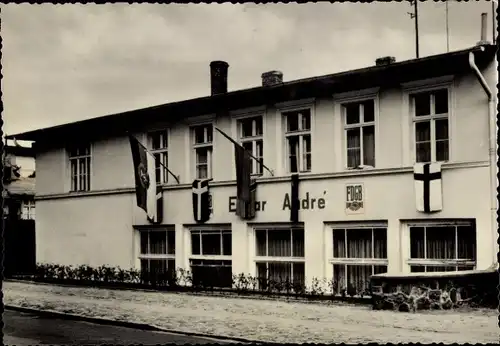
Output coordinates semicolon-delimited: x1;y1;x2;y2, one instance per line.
414;162;443;213
290;173;300;223
129;135;159;223
192;179;211;223
234;144;257;220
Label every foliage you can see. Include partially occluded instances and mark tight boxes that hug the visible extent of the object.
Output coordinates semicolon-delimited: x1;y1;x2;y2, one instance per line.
30;263;374;302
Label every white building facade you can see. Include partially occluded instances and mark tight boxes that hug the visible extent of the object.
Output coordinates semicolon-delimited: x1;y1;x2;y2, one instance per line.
10;44;498;294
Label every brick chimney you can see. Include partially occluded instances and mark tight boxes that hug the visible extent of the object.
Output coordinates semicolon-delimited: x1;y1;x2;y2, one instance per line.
261;71;283;87
210;61;229;95
476;12;490;46
375;56;396;66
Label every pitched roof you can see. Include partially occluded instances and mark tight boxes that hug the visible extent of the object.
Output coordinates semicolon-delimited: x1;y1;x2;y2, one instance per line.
6;44;497;142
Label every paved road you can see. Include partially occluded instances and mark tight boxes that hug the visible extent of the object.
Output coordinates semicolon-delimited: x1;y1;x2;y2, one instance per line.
3;309;237;345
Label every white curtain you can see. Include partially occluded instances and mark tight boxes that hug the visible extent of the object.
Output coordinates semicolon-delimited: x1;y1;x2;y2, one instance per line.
362;126;375;166
346;129;360;168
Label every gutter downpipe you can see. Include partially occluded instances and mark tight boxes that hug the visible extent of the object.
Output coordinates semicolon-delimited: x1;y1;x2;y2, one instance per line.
468;47;497;269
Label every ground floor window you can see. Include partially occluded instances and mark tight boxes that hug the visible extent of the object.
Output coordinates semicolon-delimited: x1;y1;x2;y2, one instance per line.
255;227;305;289
190;229;232;288
408;220;476;272
331;225;388;296
138;227;175;284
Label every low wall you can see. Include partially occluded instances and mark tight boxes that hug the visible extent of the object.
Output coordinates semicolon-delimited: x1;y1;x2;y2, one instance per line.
370;269;498;312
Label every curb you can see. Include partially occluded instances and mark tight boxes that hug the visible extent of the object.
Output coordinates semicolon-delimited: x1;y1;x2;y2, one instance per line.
4;305;261;344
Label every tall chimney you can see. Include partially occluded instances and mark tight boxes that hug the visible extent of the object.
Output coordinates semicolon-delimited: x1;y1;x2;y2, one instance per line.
476;12;490;46
261;71;283;87
210;61;229;96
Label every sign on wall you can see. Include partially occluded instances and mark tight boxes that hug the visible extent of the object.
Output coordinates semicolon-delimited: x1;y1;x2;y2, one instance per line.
345;183;364;215
228;191;327;213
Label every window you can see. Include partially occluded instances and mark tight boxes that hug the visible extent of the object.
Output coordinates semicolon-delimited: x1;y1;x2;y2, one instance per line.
411;88;449;163
284;109;311;173
408;222;476;272
190;229;232;288
21;200;35;220
331;226;388;296
149;130;168;184
255;228;305;288
238;116;263;175
138;228;176;283
192;124;213;179
343;100;375;168
68;144;91;192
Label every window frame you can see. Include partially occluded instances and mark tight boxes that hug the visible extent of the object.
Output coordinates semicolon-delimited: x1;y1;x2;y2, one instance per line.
191;123;214;180
236;114;264;176
188;226;233;288
189;228;232;261
342;98;377;169
329;223;389;266
254;227;306;285
147;129;170;185
136;227;176;274
67;142;92;192
328;222;388;296
333;88;380;172
406;220;476;272
20;200;35;220
281;106;314;174
403;77;454;165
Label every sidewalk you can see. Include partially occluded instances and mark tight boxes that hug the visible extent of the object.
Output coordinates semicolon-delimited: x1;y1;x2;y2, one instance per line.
3;281;498;343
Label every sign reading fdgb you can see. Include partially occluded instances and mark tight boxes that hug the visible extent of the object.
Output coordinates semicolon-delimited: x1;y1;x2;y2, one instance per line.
345;183;364;214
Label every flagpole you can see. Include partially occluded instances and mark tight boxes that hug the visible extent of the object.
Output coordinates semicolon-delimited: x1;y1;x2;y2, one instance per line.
414;0;420;58
128;133;180;184
214;127;275;176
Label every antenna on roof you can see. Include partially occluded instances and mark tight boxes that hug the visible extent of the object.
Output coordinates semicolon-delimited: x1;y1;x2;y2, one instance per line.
407;0;420;58
445;0;450;52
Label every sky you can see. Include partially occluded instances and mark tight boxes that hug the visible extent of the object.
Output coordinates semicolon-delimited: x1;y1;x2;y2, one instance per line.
1;1;497;138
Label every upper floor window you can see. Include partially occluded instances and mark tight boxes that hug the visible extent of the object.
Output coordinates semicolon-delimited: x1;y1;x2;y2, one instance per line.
343;99;375;168
284;109;311;173
192;124;213;179
148;130;168;184
68;143;91;192
411;88;449;163
21;200;35;220
238;116;263;175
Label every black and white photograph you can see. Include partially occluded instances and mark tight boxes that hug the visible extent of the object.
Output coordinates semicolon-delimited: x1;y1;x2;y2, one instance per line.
1;1;498;345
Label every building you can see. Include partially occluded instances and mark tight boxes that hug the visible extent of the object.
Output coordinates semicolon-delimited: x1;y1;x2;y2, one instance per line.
2;142;36;277
3;142;36;220
6;43;497;295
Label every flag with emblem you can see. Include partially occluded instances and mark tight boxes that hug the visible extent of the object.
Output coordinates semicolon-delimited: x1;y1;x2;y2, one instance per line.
414;162;443;213
234;143;257;220
192;178;211;223
129;135;160;223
